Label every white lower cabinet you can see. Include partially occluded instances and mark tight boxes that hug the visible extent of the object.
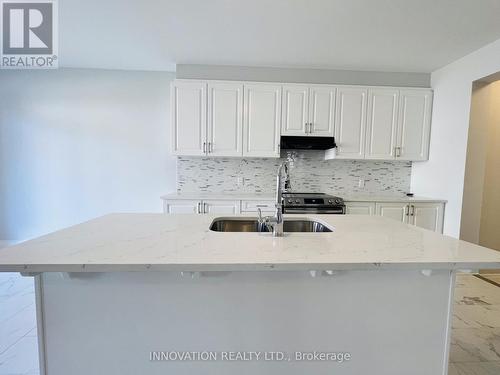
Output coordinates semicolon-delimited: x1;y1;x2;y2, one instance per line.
240;200;275;214
375;202;444;233
163;199;239;215
375;202;410;223
202;200;240;214
345;202;376;215
163;197;445;233
410;203;444;233
163;199;201;214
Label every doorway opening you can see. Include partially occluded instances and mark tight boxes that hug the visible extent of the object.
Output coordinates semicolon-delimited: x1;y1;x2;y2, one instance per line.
461;75;500;278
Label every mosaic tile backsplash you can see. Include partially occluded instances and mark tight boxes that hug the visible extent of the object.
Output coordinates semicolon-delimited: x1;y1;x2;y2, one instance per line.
177;151;412;195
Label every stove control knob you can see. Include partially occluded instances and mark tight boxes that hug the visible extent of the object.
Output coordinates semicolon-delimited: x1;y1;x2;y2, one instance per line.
328;199;333;204
295;199;300;203
335;199;342;204
288;199;292;203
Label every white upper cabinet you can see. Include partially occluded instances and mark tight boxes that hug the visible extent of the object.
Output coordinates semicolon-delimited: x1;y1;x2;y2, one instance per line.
171;80;207;156
309;85;336;137
397;89;433;161
365;88;399;160
334;87;368;159
208;82;243;157
281;84;335;137
281;85;309;136
170;80;432;161
243;83;282;158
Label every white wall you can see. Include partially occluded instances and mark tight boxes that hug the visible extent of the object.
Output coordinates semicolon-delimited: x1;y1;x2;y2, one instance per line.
411;37;500;238
0;68;176;241
176;64;430;87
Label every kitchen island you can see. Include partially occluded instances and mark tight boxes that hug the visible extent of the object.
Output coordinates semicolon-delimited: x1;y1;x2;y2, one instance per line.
1;213;500;375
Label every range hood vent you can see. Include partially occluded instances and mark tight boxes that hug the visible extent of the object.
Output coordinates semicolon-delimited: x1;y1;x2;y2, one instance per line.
280;136;336;150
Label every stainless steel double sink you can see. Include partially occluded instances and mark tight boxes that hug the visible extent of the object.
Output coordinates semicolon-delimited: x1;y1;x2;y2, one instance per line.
209;217;333;233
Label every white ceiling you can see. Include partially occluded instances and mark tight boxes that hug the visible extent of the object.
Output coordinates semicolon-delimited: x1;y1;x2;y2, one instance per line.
60;0;500;73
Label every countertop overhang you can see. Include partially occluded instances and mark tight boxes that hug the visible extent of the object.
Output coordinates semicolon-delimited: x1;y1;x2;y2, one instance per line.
0;213;499;273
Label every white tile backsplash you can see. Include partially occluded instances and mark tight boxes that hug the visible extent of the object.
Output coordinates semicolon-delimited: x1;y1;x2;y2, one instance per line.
177;151;411;195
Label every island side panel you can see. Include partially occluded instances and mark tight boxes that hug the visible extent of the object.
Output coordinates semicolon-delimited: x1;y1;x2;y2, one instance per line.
40;270;454;375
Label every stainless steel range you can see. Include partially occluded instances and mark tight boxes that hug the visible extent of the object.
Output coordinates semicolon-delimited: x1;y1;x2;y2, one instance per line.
282;192;346;214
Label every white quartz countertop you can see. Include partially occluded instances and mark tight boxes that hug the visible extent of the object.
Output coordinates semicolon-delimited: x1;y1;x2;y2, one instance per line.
161;192;446;203
161;193;275;201
339;194;447;203
0;213;498;273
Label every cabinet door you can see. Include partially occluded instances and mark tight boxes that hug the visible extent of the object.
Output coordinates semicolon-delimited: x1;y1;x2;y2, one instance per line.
345;202;376;215
309;85;336;137
171;81;207;156
397;89;433;161
281;85;309;136
410;203;444;233
240;200;275;214
375;202;409;223
365;88;399;160
207;82;243;157
334;87;368;159
243;83;282;157
163;200;201;214
202;200;240;214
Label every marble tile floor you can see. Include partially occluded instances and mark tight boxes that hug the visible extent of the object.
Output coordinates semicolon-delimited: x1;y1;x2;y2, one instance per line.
0;271;499;374
0;272;38;375
449;273;500;374
476;274;500;287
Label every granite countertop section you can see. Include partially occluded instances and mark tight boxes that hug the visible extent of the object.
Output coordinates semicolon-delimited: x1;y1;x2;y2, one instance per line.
0;213;498;273
161;192;446;203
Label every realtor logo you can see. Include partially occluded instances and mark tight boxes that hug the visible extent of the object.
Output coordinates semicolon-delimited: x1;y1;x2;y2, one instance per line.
1;0;58;68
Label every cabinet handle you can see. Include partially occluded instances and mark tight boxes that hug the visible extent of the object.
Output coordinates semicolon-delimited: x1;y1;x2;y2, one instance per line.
395;146;402;158
410;205;415;216
209;142;213;153
203;142;207;154
197;202;202;214
203;202;208;214
305;123;309;133
405;205;409;216
309;123;313;133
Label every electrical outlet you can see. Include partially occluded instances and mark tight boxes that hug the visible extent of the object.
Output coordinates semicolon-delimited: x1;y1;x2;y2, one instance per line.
358;179;365;188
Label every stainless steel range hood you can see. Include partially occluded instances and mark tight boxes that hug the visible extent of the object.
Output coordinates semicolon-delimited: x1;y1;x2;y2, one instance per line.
280;136;337;150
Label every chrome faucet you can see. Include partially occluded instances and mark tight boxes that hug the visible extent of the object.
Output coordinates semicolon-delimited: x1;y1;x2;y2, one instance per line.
258;161;291;237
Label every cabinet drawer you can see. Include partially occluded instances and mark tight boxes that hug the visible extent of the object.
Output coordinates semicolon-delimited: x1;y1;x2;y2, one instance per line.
345;202;376;215
203;200;240;215
240;200;275;213
163;199;201;214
